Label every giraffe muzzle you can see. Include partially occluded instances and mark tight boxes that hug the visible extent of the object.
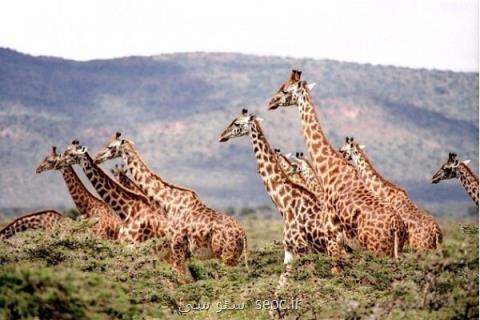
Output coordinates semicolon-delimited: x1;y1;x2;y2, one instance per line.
267;103;279;110
218;136;229;143
431;172;442;184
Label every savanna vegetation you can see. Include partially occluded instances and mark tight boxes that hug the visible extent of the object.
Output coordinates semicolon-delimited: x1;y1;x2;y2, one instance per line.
0;213;477;319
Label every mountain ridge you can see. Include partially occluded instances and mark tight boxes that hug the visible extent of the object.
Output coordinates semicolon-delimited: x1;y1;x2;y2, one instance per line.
0;47;478;216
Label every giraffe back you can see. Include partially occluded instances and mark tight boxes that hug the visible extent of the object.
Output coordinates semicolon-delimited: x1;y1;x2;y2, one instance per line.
0;209;64;240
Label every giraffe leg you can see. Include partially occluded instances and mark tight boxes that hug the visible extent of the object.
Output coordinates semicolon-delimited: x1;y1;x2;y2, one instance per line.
393;230;399;259
278;250;294;288
326;238;343;274
170;233;189;281
271;249;294;320
212;227;246;266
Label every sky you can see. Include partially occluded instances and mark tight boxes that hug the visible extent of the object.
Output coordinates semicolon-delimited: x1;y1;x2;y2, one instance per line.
0;0;478;71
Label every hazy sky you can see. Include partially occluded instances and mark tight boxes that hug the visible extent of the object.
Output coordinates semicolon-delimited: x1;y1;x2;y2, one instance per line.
0;0;478;71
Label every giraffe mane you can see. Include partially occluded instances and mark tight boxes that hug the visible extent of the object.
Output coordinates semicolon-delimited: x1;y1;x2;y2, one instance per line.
123;140;202;199
460;161;478;181
0;209;63;233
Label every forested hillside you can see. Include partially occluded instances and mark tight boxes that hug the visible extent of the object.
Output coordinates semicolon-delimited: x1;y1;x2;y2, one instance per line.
0;48;478;216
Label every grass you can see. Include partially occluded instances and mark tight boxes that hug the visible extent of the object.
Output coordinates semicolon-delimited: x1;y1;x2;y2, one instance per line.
0;216;478;319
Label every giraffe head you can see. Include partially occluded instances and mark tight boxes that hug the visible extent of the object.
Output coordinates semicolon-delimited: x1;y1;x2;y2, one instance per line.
61;140;88;166
94;132;128;164
218;109;263;142
36;146;64;173
274;149;302;176
283;152;305;176
339;137;365;162
432;153;471;184
267;69;315;110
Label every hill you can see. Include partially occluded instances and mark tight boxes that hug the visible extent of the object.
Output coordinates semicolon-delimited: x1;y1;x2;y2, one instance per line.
0;48;478;216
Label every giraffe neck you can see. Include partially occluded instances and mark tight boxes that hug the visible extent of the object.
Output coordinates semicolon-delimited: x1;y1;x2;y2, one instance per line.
80;152;150;220
61;166;100;218
458;164;479;206
350;148;401;199
248;120;295;214
121;142;199;216
277;156;306;186
296;90;345;184
300;161;324;199
118;173;144;194
350;148;409;210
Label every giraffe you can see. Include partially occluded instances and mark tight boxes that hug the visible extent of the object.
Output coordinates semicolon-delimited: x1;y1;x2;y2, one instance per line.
276;150;327;207
94;133;248;269
59;140;181;270
432;153;479;206
268;70;406;257
219;109;347;283
36;146;121;240
280;152;352;253
274;149;306;186
0;209;63;240
110;164;145;194
285;152;324;201
340;137;442;249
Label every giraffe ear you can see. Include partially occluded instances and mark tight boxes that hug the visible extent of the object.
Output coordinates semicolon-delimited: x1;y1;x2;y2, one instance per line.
306;82;316;91
295;70;302;81
462;159;471;165
290;70;302;82
285;153;292;158
359;145;365;149
255;117;264;123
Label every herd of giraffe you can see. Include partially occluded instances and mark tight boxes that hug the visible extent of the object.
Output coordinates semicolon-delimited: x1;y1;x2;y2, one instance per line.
1;70;478;284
